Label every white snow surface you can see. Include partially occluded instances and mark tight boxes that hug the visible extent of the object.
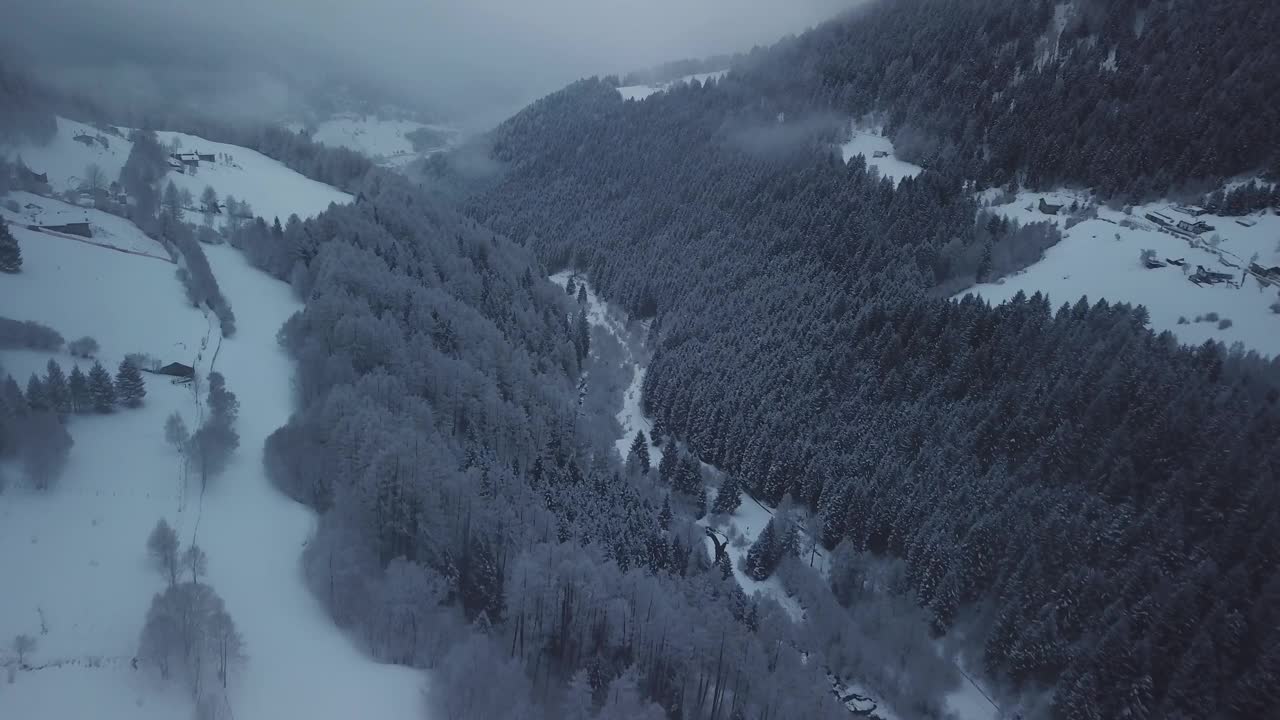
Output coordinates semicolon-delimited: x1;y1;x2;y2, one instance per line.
310;114;455;167
617;71;729;101
965;190;1280;358
3;116;350;227
1;153;421;716
840;127;923;184
1;117;131;194
154;129;351;224
2;192;172;262
195;244;426;719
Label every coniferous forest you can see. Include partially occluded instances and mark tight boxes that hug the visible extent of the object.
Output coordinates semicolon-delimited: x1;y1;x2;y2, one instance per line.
3;1;1280;719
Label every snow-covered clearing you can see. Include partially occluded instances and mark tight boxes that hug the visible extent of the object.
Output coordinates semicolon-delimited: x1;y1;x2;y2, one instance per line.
617;71;729;101
310;114;456;167
3;116;350;230
1;117;131;195
154;130;351;224
839;126;922;184
2;191;172;262
193;244;426;719
966;190;1280;358
0;218;212;719
2;130;422;717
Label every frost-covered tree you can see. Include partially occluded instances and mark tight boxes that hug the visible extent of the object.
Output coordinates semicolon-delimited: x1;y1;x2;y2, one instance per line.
44;359;70;416
12;634;35;665
560;669;594;720
658;495;672;530
658;442;679;485
87;361;115;412
0;218;21;273
712;474;742;515
191;372;238;484
20;411;73;490
695;486;707;520
164;412;189;451
67;365;90;413
68;336;98;359
625;430;651;475
565;276;577;296
138;581;242;696
576;283;588;305
744;517;780;581
25;373;47;412
148;518;180;586
115;359;146;407
183;544;208;584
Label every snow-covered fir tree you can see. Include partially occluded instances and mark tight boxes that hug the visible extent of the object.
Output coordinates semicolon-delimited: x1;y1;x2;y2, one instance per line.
115;359;146;407
87;361;116;412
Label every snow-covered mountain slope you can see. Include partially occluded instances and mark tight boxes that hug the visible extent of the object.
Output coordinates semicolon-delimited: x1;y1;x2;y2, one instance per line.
2;192;172;261
2;117;350;227
153;130;351;223
617;71;729;101
839;127;922;184
0;117;131;195
0;222;210;720
965;190;1280;358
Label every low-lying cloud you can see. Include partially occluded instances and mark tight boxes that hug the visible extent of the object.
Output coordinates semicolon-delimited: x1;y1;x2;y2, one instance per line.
2;0;862;128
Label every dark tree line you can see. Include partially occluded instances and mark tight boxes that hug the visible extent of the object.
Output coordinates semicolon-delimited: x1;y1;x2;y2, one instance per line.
734;0;1280;199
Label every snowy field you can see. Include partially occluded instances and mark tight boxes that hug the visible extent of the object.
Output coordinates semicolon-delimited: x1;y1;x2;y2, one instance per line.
154;130;351;224
3;116;350;229
0;218;212;719
1;117;131;195
966;190;1280;358
840;126;922;184
2;192;172;261
617;71;729;101
309;115;456;167
2;130;422;717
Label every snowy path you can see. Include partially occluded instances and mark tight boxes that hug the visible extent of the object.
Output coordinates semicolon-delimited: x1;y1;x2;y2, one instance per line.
560;272;999;720
196;245;425;719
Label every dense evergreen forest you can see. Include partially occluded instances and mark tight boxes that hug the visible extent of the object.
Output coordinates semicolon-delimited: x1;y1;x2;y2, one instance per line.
738;0;1280;198
445;2;1280;717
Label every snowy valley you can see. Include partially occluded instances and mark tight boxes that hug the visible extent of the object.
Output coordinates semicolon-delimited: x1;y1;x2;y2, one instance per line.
1;119;424;719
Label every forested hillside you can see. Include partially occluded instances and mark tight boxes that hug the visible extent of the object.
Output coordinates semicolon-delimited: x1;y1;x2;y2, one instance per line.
452;4;1280;716
740;0;1280;197
237;152;849;719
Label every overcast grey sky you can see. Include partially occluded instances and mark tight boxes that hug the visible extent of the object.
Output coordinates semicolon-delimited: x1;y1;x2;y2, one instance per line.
2;0;862;126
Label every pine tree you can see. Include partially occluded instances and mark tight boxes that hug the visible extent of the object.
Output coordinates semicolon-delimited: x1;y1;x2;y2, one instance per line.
627;431;651;475
674;454;701;495
745;518;779;581
695;487;707;520
25;374;47;412
43;359;70;416
576;283;588;305
717;548;733;580
115;360;146;408
574;309;591;362
0;218;21;273
712;474;742;515
658;442;679;485
88;361;116;412
68;365;90;414
658;496;672;530
565;275;577;296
